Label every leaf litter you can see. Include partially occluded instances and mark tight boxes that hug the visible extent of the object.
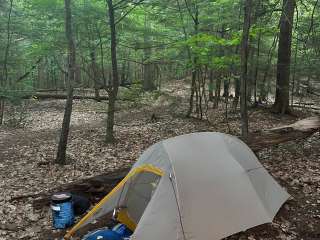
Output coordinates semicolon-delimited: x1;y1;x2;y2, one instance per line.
0;81;319;239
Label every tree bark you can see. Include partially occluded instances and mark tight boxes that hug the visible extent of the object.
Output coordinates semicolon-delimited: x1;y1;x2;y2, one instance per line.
272;0;296;114
186;3;199;117
214;27;225;109
214;77;221;108
142;13;156;91
90;50;101;102
232;76;240;111
106;0;119;143
0;0;14;125
240;0;252;139
259;34;278;102
55;0;76;165
176;0;195;117
247;41;255;102
253;29;262;103
3;0;13;85
0;99;4;125
208;70;214;101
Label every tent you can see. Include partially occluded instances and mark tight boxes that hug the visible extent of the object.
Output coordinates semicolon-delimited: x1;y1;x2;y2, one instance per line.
65;132;290;240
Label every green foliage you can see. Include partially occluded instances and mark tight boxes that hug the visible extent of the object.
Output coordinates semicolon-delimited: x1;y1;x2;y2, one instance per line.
183;33;240;70
0;0;319;111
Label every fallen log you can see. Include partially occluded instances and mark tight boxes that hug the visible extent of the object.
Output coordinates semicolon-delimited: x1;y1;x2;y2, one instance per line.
27;167;130;209
292;104;320;112
26;117;320;209
247;116;320;152
24;93;108;101
20;93;134;102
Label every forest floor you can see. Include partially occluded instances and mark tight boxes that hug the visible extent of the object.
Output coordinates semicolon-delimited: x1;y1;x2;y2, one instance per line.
0;80;319;240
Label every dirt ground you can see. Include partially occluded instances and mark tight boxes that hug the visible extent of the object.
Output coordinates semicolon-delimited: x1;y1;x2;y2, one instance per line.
0;81;319;240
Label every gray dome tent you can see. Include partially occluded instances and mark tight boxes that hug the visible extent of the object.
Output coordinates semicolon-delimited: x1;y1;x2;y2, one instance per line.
65;132;289;240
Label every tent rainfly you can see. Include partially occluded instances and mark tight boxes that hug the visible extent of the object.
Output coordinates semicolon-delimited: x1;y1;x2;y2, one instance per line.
65;132;290;240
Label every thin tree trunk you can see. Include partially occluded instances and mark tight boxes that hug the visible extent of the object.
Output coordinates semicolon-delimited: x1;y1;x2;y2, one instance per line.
253;29;262;103
247;40;255;102
184;0;199;117
232;1;242;111
0;100;4;125
3;0;13;84
55;0;76;165
214;26;226;109
97;27;107;89
106;0;119;143
232;76;240;111
209;70;214;101
214;76;221;108
143;13;155;91
240;0;252;139
291;8;299;106
176;0;196;117
90;50;101;101
273;0;296;114
0;0;14;125
259;33;279;102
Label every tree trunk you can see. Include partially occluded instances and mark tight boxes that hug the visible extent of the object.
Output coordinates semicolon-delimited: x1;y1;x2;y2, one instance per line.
0;99;4;125
259;34;279;102
214;76;221;108
209;70;214;101
143;13;156;91
247;41;255;102
55;0;76;165
232;76;240;111
253;29;262;103
3;0;13;85
106;0;119;143
187;71;196;116
176;0;195;117
186;5;199;117
273;0;296;114
90;50;101;102
0;0;13;126
214;26;226;109
240;0;252;139
291;10;299;106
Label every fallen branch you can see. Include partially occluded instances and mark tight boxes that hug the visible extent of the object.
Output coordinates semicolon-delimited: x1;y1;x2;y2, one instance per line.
26;93;108;101
16;58;42;83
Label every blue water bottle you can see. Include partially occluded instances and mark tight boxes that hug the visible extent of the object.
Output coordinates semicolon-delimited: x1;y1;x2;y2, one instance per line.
51;192;74;229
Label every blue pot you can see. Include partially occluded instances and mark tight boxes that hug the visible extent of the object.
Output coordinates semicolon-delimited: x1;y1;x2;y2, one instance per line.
51;192;74;229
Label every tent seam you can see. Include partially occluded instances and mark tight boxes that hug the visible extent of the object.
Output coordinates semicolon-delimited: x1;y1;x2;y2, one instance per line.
161;141;187;240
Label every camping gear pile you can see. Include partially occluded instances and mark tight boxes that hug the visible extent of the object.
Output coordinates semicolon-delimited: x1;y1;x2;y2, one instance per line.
64;132;290;240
